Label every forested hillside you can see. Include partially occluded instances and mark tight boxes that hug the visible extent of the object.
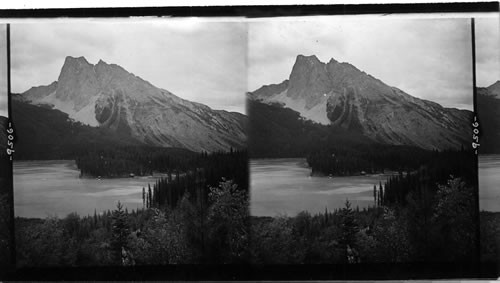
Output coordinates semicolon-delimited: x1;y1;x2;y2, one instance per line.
12;99;141;160
16;150;249;266
249;99;452;176
477;88;500;154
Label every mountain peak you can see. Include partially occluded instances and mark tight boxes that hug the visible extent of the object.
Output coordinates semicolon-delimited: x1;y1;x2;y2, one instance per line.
487;80;500;96
249;53;472;150
61;56;93;77
64;56;90;65
288;54;331;108
328;57;339;64
295;54;322;64
21;56;247;152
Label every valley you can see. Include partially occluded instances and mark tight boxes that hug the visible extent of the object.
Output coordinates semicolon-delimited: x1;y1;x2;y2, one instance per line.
13;54;250;266
247;52;478;264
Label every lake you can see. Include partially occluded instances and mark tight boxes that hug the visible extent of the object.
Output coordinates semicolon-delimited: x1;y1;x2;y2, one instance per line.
479;154;500;212
250;158;396;217
14;160;158;218
15;156;499;219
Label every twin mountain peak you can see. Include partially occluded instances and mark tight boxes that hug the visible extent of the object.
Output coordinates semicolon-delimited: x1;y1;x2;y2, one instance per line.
249;54;473;151
20;54;474;152
20;56;247;153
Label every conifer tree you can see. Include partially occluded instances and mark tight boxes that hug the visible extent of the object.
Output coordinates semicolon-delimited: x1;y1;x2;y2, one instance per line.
379;183;384;206
340;199;359;263
148;184;152;209
142;187;145;209
111;201;130;264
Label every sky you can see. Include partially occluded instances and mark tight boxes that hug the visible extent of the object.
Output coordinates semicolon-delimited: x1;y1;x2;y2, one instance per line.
248;16;477;110
475;16;500;88
8;16;500;114
11;19;248;114
0;25;7;117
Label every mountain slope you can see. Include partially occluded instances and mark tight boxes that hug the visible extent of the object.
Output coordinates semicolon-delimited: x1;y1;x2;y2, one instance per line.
477;81;500;154
486;80;500;96
248;98;372;158
11;99;143;159
250;54;472;151
20;56;247;153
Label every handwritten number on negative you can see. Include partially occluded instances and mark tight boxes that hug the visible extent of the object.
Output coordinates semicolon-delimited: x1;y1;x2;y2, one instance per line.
6;122;14;160
472;116;480;154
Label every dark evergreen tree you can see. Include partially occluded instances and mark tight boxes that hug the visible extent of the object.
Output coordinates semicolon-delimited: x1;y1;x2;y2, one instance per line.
111;201;130;264
147;185;152;209
142;187;145;209
339;199;359;263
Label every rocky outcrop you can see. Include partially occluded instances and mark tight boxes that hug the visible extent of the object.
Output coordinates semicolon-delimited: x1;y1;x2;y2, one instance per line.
249;54;472;150
20;56;247;152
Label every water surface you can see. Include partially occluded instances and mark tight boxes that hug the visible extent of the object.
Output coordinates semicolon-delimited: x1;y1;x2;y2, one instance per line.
479;154;500;212
250;158;395;216
14;160;157;218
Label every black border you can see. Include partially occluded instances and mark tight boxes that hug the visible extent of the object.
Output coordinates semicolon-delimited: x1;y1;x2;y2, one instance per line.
5;262;500;281
2;2;500;281
471;17;482;266
6;22;15;272
0;2;497;18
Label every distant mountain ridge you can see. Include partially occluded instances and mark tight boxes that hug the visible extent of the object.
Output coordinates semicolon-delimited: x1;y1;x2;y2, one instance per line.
19;56;247;152
477;81;500;154
249;54;472;151
485;80;500;97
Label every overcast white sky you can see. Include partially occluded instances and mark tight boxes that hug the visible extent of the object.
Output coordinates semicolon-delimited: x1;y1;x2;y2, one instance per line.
249;16;480;110
0;25;7;118
476;16;500;88
11;19;248;114
8;16;500;115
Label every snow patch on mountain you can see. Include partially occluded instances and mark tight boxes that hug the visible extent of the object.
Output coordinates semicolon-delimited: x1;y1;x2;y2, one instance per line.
38;90;99;126
249;54;472;150
19;56;247;152
257;89;330;124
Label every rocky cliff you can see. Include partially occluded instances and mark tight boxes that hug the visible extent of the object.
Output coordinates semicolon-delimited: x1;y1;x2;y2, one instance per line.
21;56;247;152
250;54;472;150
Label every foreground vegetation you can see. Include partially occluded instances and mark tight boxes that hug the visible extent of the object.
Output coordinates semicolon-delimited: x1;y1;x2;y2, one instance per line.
17;175;496;266
11;98;497;266
16;149;249;266
251;176;478;263
16;179;249;266
251;143;483;263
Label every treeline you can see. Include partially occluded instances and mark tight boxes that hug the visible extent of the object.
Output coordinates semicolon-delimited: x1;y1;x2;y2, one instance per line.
12;99;142;160
16;150;249;266
16;179;249;266
248;99;373;158
75;146;197;178
251;176;478;264
307;144;434;176
249;99;465;176
144;150;248;209
380;149;475;207
16;177;481;266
